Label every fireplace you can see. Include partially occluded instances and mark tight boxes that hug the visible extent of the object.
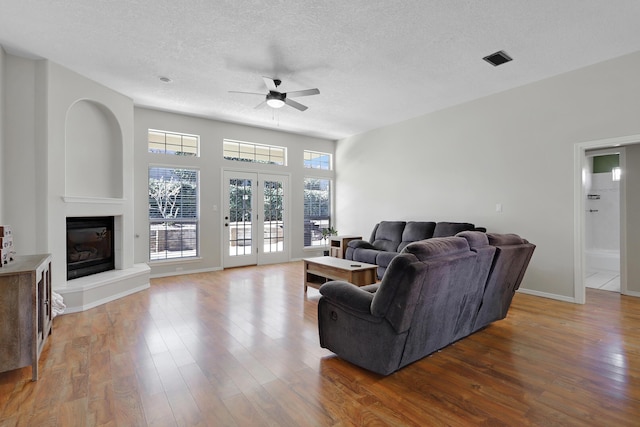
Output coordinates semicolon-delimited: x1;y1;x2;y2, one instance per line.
66;216;115;280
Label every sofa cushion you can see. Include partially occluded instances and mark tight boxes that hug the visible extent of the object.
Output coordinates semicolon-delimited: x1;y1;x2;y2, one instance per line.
487;233;527;246
370;254;423;332
453;231;496;340
433;222;476;237
456;230;489;249
375;251;399;269
351;248;379;265
371;221;406;252
402;236;470;261
472;233;536;331
397;221;436;252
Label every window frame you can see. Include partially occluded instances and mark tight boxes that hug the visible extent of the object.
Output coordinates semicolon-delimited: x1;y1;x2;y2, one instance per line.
303;150;333;171
148;129;200;157
148;165;200;261
223;139;287;166
303;176;333;248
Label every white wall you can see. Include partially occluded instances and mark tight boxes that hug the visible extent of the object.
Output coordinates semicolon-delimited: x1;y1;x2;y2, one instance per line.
46;61;136;287
2;52;141;295
3;54;39;252
336;51;640;301
134;108;336;277
65;100;123;198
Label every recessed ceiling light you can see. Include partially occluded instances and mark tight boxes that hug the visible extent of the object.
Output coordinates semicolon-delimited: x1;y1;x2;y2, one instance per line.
159;76;172;83
483;50;512;67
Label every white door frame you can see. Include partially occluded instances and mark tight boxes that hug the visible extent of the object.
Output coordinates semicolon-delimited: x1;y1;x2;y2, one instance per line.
222;169;290;268
573;134;639;303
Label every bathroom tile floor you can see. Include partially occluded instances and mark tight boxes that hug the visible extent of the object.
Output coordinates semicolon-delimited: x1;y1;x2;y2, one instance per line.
585;270;620;292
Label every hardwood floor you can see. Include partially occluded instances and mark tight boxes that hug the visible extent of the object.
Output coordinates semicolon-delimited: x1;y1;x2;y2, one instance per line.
1;261;639;426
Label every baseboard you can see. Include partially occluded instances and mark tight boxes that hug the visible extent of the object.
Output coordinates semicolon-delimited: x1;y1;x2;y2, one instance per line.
622;289;640;298
519;286;640;301
150;266;222;279
517;287;577;303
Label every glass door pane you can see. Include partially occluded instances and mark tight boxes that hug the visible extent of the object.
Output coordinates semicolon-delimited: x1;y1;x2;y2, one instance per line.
223;171;257;268
263;180;284;253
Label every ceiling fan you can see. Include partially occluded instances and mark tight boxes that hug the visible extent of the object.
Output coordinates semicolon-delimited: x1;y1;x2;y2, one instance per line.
230;77;320;111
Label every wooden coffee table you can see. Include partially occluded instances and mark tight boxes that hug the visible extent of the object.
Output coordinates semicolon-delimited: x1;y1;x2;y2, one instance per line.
303;256;378;292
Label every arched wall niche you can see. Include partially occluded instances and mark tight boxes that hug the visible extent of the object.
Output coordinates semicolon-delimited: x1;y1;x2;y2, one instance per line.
65;99;123;198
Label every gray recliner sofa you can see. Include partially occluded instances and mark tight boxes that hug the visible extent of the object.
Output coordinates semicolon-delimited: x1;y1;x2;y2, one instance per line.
345;221;484;279
472;233;536;332
318;232;535;375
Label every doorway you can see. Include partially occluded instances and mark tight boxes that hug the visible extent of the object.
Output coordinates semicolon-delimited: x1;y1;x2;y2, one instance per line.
222;170;289;268
574;135;639;303
583;149;621;293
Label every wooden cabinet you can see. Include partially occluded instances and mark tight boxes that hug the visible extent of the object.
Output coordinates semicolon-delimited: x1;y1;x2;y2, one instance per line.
329;235;362;258
0;254;52;381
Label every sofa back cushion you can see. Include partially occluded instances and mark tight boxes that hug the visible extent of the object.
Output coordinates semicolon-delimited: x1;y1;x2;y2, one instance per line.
453;231;497;340
487;233;529;246
433;221;476;237
397;221;436;252
373;236;483;367
473;233;536;331
370;253;423;331
371;221;406;252
372;236;472;334
401;236;470;261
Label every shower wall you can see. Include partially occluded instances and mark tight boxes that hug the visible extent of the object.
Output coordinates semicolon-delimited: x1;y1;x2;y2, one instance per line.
585;171;620;272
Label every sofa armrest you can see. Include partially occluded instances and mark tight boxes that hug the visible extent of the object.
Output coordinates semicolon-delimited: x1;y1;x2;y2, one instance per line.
347;240;375;250
319;281;375;314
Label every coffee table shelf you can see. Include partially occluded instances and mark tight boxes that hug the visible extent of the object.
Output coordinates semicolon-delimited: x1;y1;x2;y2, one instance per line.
303;256;377;292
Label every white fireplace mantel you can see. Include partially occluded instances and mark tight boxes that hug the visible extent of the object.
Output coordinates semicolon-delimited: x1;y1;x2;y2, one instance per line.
62;196;127;204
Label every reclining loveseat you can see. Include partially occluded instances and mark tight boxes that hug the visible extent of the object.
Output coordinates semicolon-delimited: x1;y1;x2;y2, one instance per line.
317;231;535;375
345;221;485;279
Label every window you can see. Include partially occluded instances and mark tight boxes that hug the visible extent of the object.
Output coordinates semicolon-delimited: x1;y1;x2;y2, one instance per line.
304;178;331;247
148;129;199;156
612;167;621;181
148;167;199;260
304;150;332;170
223;139;286;165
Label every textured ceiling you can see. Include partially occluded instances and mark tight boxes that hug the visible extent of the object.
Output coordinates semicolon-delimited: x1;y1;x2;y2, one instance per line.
2;1;640;140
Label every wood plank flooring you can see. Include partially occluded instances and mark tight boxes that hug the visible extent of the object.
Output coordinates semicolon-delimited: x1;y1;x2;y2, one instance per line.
1;261;639;426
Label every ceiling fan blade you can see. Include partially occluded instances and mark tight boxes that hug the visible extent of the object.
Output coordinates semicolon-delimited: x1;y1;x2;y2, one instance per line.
284;98;308;111
262;76;278;92
254;100;267;109
229;90;264;96
285;88;320;98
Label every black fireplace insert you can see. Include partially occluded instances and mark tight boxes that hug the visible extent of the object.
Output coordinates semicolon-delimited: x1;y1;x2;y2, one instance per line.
66;216;115;280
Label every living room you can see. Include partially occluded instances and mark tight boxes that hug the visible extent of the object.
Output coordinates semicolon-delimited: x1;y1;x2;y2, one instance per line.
0;3;639;308
1;1;640;424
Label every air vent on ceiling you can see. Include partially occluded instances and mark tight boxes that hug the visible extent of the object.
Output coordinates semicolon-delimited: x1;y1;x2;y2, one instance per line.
483;50;512;67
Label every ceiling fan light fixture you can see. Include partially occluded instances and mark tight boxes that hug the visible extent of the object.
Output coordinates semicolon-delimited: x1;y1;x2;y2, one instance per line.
231;77;318;111
266;98;285;108
266;92;285;108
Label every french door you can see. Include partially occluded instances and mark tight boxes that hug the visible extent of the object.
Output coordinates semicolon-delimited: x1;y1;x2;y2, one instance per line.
222;171;289;268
